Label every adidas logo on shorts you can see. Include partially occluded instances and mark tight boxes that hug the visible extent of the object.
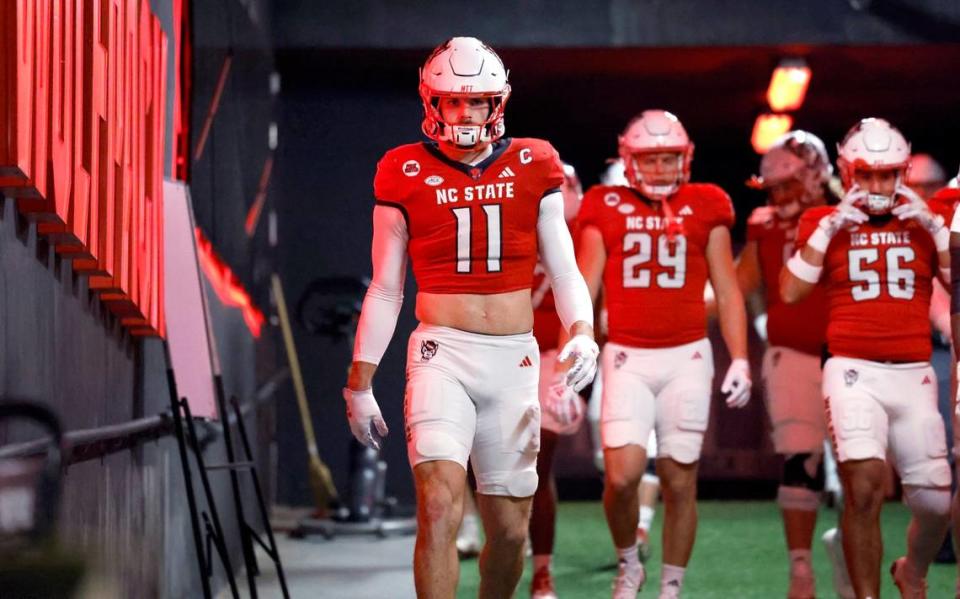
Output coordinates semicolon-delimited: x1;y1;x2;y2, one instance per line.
519;355;534;367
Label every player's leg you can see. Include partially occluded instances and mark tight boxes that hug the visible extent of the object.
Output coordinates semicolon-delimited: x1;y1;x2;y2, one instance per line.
404;325;487;597
529;429;559;598
600;343;656;597
886;363;951;595
763;347;826;598
653;338;713;598
823;357;890;598
412;461;470;598
636;437;660;563
838;459;886;598
475;493;535;599
465;328;542;599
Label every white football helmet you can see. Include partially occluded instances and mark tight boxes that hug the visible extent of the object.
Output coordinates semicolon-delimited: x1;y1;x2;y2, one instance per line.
561;163;583;222
419;37;511;148
618;110;694;199
747;130;832;219
837;118;910;214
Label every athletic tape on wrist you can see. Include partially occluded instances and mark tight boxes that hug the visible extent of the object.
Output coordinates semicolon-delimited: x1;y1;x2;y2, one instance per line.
806;227;831;253
786;253;822;284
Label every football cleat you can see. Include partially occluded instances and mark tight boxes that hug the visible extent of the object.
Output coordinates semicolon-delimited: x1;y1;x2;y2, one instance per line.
456;513;482;559
821;528;855;599
611;559;645;599
530;566;558;599
890;556;928;599
635;528;652;563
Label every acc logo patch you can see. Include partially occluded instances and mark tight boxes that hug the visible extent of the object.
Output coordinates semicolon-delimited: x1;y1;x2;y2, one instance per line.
403;160;421;177
420;340;439;361
617;203;635;215
424;175;444;186
604;192;620;207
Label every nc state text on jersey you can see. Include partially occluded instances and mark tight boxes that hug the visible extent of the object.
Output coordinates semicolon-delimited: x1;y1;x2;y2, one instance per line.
626;215;684;231
849;230;911;247
435;182;515;205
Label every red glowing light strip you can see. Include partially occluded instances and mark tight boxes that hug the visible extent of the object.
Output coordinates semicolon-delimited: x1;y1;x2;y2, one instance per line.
244;153;273;237
194;227;265;338
192;52;232;163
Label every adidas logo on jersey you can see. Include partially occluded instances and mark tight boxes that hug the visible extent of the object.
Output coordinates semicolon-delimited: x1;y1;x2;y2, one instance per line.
678;205;693;216
498;166;516;179
519;355;534;367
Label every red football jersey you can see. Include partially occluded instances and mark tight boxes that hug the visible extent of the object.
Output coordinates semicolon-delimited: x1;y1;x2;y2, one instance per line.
532;219;579;348
578;183;735;348
373;138;565;294
796;206;939;362
929;187;960;225
746;208;828;356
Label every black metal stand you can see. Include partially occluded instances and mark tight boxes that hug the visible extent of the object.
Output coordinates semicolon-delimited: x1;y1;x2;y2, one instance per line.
229;396;290;597
164;343;239;599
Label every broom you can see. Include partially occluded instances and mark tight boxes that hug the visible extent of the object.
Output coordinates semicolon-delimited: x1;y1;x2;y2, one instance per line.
271;273;340;516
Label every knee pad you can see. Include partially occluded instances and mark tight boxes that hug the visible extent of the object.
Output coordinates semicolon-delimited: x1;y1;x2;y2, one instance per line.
903;485;951;518
505;470;539;498
782;453;825;492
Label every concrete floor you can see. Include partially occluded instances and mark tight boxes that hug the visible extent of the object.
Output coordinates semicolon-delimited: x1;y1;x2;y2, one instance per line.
222;510;418;599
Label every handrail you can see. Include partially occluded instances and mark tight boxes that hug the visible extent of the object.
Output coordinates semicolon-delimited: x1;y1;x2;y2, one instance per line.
0;367;290;465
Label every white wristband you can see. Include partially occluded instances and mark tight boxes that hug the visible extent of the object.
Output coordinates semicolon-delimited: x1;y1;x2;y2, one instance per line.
787;253;823;284
933;225;949;253
940;267;950;283
806;227;832;253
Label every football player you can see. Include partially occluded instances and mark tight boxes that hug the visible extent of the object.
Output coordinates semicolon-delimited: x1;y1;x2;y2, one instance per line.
737;131;832;598
342;37;598;599
781;118;952;599
572;110;752;598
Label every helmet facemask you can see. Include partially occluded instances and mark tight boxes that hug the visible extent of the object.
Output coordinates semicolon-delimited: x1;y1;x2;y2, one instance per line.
418;37;511;149
836;118;911;216
618;110;694;201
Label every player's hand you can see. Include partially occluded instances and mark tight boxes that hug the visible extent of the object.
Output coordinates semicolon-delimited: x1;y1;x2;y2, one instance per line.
721;358;752;409
343;387;389;450
893;183;944;234
545;377;584;427
558;334;600;392
820;186;869;237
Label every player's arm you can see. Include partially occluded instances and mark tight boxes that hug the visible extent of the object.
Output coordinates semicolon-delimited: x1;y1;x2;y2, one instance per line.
343;204;409;448
538;191;599;391
707;225;752;408
735;240;763;297
950;225;960;351
780;242;824;304
707;226;749;361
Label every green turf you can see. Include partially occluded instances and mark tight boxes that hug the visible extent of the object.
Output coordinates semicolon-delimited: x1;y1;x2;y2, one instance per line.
456;500;956;598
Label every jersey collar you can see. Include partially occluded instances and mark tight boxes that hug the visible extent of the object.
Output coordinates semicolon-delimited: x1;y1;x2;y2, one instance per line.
422;138;512;180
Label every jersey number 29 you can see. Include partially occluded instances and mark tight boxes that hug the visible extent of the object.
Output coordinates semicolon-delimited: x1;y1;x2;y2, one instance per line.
623;232;687;288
